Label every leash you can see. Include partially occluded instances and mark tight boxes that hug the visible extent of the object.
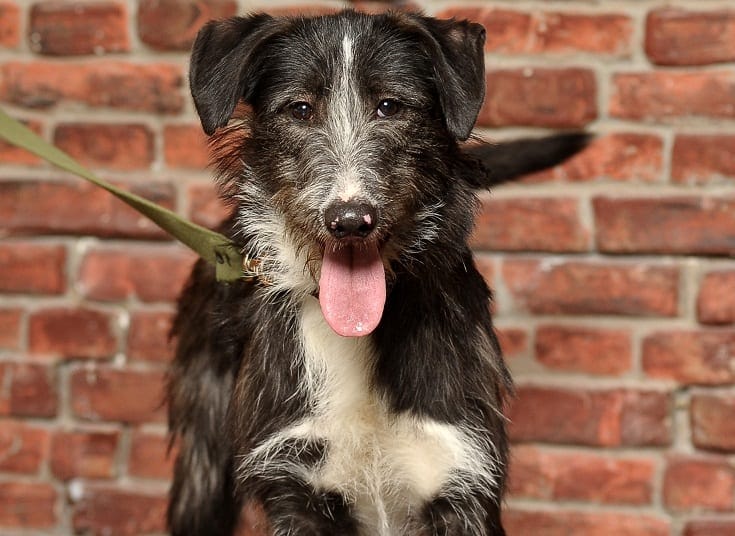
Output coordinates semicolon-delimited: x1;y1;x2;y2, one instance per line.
0;107;253;283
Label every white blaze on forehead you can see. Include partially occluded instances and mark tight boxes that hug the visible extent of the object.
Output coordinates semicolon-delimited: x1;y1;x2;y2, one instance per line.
342;34;353;72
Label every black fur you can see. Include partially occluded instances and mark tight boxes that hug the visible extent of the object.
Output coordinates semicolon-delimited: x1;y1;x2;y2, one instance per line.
168;10;587;536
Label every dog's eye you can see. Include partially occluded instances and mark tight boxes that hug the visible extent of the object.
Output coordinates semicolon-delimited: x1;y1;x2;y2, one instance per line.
291;102;313;121
376;99;401;118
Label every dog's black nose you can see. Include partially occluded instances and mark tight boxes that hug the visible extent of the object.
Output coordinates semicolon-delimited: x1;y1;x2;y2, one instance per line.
325;201;378;239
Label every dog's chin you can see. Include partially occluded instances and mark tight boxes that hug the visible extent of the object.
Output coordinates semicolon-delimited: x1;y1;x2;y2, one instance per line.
317;238;388;338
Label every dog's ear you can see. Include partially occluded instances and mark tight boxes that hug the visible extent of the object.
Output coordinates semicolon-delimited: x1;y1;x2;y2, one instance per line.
409;16;486;141
190;14;284;135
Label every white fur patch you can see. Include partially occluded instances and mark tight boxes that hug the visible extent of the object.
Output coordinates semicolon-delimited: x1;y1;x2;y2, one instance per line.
292;298;496;534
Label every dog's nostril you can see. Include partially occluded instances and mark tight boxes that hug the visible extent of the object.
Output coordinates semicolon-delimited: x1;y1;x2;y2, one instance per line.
325;202;378;239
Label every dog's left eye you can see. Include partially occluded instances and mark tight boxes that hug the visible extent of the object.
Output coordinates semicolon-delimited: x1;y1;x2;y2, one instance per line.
376;99;401;118
291;102;313;121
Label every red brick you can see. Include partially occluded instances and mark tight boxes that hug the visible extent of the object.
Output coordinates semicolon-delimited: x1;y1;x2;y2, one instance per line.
0;2;20;47
0;118;43;165
164;124;210;169
439;8;632;56
0;308;22;349
0;61;183;113
54;123;154;171
502;259;679;317
0;421;50;474
673;135;735;185
0;179;174;239
664;455;735;512
0;481;57;528
479;68;597;128
508;386;671;447
127;310;175;362
496;327;528;359
509;445;655;505
643;330;735;385
594;196;735;256
138;0;237;50
526;133;663;183
691;393;735;452
70;366;166;424
0;362;58;418
128;430;175;479
29;1;129;56
698;270;735;325
0;242;66;295
535;325;632;375
646;9;735;66
50;429;120;480
471;197;588;252
78;245;195;303
685;519;735;536
505;509;670;536
71;484;167;535
610;71;735;121
29;307;117;360
187;182;230;229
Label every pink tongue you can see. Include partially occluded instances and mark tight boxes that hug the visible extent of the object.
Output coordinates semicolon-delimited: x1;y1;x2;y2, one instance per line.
319;243;386;337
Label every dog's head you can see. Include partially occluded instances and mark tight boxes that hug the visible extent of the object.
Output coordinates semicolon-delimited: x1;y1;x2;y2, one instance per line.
190;10;486;336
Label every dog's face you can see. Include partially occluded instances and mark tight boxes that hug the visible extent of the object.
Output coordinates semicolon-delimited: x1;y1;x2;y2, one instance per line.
190;11;486;336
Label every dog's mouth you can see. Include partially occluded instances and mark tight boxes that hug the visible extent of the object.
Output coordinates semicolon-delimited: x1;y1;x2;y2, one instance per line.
318;241;386;338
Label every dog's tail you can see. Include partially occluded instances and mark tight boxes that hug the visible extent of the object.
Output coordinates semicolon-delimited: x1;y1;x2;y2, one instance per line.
465;132;591;187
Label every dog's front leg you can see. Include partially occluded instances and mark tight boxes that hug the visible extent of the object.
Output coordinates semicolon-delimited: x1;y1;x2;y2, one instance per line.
244;473;359;536
421;490;506;536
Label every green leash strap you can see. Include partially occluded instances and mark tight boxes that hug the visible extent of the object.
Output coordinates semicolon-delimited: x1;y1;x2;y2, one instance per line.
0;108;244;282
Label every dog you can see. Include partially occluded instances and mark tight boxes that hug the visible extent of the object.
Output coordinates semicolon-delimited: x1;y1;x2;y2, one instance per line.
166;9;588;536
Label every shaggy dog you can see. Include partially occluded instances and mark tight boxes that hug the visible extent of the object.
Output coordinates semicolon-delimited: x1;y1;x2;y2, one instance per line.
167;10;587;536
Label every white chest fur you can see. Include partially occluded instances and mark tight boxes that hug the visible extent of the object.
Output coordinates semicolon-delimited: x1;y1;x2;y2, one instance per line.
293;297;477;535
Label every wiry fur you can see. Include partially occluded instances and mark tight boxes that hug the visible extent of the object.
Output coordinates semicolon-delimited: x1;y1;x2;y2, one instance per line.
168;9;588;536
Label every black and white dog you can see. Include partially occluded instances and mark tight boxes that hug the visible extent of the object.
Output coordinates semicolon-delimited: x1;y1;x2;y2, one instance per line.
167;9;587;536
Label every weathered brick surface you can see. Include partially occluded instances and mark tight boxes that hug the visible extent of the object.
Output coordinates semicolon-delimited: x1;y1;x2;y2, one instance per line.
439;8;633;56
610;71;735;121
509;445;655;504
691;393;735;452
1;1;733;533
508;386;671;447
71;484;167;535
138;0;238;51
28;308;117;360
0;179;173;239
673;135;735;184
479;68;597;128
0;242;66;295
594;196;735;256
0;481;57;528
70;366;167;424
663;455;735;512
0;421;50;474
502;259;679;317
50;429;120;480
472;197;588;252
29;1;129;56
643;330;735;385
698;270;735;325
535;325;632;375
0;62;184;113
646;8;735;66
54;123;155;171
525;132;664;183
0;363;58;418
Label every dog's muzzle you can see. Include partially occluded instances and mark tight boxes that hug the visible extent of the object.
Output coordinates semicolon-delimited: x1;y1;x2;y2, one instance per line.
319;200;386;338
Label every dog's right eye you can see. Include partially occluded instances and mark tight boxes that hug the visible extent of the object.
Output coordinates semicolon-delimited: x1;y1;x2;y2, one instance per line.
291;102;313;121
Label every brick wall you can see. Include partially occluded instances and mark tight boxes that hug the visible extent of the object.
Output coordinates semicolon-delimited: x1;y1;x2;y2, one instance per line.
0;1;734;534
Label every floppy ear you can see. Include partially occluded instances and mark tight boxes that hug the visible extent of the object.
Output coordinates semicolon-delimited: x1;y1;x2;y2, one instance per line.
410;16;486;141
189;14;284;135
